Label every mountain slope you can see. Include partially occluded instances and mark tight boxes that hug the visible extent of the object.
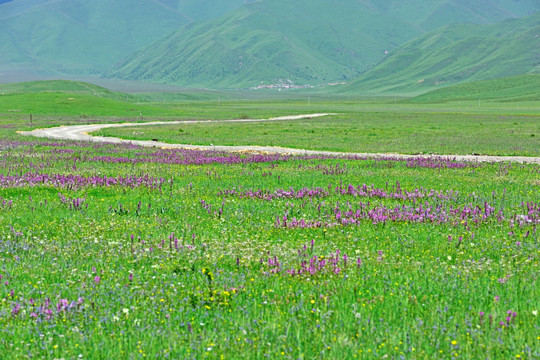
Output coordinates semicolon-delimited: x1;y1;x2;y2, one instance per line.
343;13;540;95
0;0;245;76
355;0;539;31
405;74;540;103
107;0;539;88
107;1;420;88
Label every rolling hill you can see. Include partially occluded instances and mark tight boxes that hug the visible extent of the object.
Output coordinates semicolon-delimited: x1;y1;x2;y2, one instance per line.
0;80;136;101
106;0;539;89
0;80;183;116
0;0;246;76
342;12;540;95
405;74;540;103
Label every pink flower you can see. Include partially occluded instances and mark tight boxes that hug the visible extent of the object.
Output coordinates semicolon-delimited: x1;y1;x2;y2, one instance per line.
11;303;21;316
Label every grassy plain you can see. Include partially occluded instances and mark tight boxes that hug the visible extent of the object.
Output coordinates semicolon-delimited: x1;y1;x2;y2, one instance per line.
97;109;540;156
0;81;539;359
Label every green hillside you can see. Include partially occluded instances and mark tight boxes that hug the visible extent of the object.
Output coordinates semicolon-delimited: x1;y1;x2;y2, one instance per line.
352;0;538;31
0;0;245;76
0;80;149;116
344;13;540;95
106;0;539;89
0;80;136;100
406;74;540;103
175;0;252;22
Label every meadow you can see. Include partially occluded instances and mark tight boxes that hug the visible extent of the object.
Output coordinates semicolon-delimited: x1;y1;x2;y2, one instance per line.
0;83;539;359
96;110;540;156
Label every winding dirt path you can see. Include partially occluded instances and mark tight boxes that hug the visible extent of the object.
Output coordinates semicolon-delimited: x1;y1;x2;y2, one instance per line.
18;114;540;164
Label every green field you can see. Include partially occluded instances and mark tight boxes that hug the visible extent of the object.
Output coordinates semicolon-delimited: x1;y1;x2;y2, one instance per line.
96;110;540;157
0;80;539;359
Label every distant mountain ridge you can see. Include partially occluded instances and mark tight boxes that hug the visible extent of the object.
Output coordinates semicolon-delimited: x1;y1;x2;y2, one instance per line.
106;0;540;88
1;0;539;92
0;0;245;75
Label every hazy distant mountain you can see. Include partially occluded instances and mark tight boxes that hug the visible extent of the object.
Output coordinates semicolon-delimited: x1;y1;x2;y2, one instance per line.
107;0;539;88
0;0;245;75
1;0;538;90
343;12;540;95
351;0;538;31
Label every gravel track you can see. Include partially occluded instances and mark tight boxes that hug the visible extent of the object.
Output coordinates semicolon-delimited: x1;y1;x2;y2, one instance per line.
18;114;540;164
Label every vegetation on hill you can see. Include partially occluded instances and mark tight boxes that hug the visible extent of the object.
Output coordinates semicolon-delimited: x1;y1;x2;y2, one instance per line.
0;0;245;75
344;13;540;95
0;80;133;99
106;0;539;89
407;74;540;103
0;80;174;117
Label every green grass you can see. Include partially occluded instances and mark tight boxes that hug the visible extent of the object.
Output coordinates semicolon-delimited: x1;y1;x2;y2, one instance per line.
0;80;310;122
406;74;540;103
1;80;538;156
0;84;539;358
96;109;540;157
0;125;538;359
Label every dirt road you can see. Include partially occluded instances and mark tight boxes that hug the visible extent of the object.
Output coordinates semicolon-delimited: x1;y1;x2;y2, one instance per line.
18;114;540;164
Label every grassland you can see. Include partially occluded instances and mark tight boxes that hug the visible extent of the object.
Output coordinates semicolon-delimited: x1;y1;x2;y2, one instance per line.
0;81;310;126
96;110;540;157
3;81;539;157
0;80;539;359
